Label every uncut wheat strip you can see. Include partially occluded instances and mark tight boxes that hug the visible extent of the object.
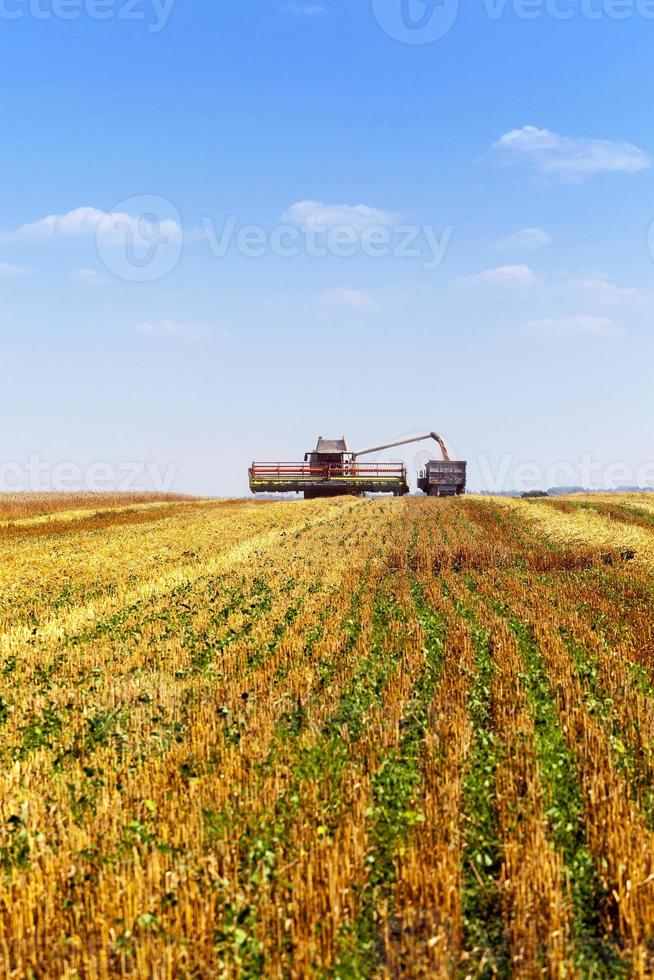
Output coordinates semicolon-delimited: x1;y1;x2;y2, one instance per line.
0;491;195;522
0;500;357;663
0;505;281;637
0;497;251;576
0;504;220;557
550;497;654;536
0;499;336;634
6;499;349;680
571;493;654;519
0;516;391;972
448;497;495;544
0;498;198;530
613;496;654;519
0;509;368;768
475;571;654;967
495;497;654;569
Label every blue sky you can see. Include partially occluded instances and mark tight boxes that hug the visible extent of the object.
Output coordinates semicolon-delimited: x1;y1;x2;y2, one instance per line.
2;0;653;494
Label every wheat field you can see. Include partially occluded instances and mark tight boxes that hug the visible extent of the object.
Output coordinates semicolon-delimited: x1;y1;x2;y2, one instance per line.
1;492;654;978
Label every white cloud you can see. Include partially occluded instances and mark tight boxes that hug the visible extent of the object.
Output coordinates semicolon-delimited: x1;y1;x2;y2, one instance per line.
0;261;31;279
283;200;401;231
318;288;374;309
568;275;638;307
70;268;107;285
455;264;535;288
285;2;326;14
495;227;552;252
493;125;650;180
522;315;620;338
134;320;228;341
0;206;183;246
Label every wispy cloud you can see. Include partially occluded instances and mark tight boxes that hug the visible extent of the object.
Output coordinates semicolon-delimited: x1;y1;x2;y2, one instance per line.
492;126;650;181
455;264;534;288
0;261;31;279
495;227;552;252
283;200;401;231
567;275;638;307
0;206;183;246
318;288;374;309
285;2;326;15
134;320;228;341
70;268;107;285
522;315;620;338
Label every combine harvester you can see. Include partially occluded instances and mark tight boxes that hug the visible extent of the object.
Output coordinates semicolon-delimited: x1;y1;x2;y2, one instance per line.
249;432;466;499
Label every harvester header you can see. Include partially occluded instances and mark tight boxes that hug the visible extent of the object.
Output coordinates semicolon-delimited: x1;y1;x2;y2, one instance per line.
249;431;466;499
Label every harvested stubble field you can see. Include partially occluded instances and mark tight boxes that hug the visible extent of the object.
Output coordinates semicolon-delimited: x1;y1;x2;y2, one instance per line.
2;493;654;978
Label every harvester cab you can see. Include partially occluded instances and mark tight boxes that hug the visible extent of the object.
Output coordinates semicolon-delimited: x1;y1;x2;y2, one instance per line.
249;431;467;499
